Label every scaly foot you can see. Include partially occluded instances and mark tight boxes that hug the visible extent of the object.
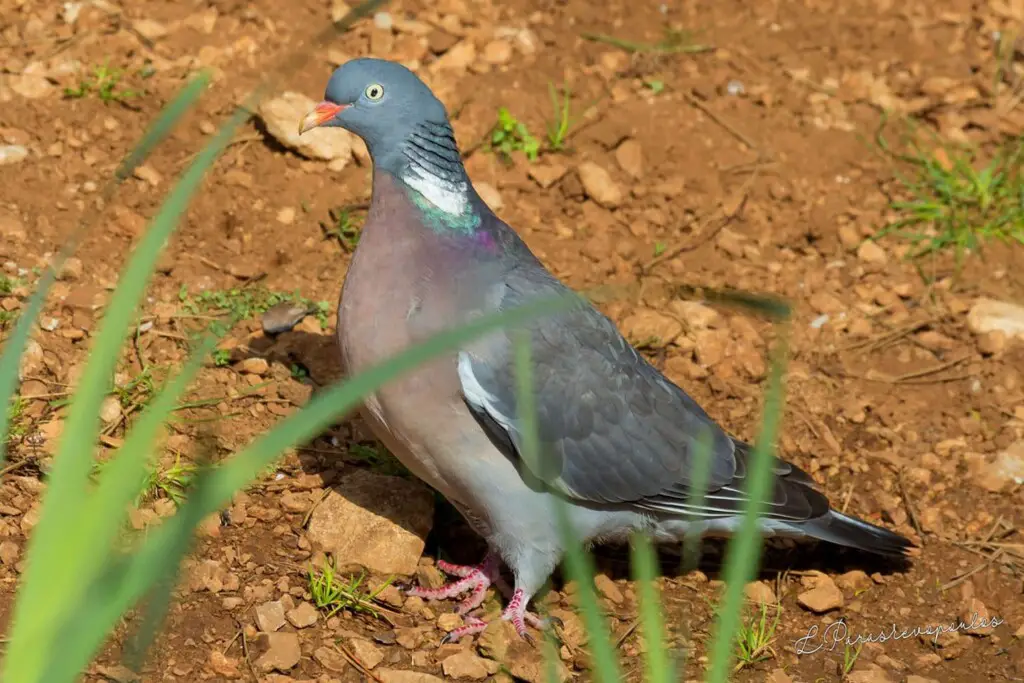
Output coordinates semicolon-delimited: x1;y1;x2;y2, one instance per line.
405;553;500;616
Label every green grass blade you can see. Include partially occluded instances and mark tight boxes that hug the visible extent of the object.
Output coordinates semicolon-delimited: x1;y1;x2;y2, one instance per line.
681;427;714;574
704;328;790;683
631;531;674;683
2;105;249;683
511;333;623;683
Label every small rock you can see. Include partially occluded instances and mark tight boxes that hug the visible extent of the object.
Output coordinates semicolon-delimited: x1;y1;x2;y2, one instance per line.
377;669;445;683
255;600;287;632
238;357;269;375
481;40;513;65
430;41;476;73
764;669;794;683
347;637;384;669
306;470;434;575
313;646;348;673
442;651;491;680
262;301;312;336
133;18;168;40
276;207;296;225
286;601;318;628
576;161;622;209
967;298;1024;340
621;309;682;346
838;224;861;251
905;676;940;683
0;145;28;166
670;301;723;330
9;73;53;99
208;651;241;679
593;574;623;604
59;257;83;281
835;570;872;593
0;540;20;565
960;597;998;636
977;330;1006;355
972;442;1024;491
255;632;301;673
743;581;777;605
857;240;888;265
503;639;570;683
476;181;503;210
527;162;569;189
98;396;122;425
133;164;162;186
260;91;357;164
437;612;464;631
478;619;513;661
797;577;844;613
614;139;643;179
845;664;894;683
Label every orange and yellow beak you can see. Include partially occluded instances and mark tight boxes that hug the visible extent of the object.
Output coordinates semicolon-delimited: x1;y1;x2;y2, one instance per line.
298;101;348;135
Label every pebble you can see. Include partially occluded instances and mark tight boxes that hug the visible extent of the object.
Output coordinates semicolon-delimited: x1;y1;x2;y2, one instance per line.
0;145;28;165
98;396;122;425
620;309;682;346
59;257;83;281
134;18;169;40
967;298;1024;340
276;207;296;225
347;637;384;669
262;301;313;335
133;164;162;186
845;664;895;683
313;645;348;672
797;576;844;613
238;357;269;375
377;669;445;683
527;162;568;189
614;139;643;178
255;600;287;632
208;651;242;679
9;73;53;99
437;612;464;631
835;569;872;593
576;161;622;209
856;239;888;264
442;651;494;679
306;470;434;575
593;574;624;604
259;91;357;164
482;40;513;65
743;581;777;605
838;223;861;250
254;632;301;672
285;600;318;628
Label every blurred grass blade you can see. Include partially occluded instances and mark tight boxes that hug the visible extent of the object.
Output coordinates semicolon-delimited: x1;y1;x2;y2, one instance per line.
26;294;578;671
0;73;211;464
681;426;713;574
631;531;674;683
3;105;251;683
704;327;790;683
511;333;623;683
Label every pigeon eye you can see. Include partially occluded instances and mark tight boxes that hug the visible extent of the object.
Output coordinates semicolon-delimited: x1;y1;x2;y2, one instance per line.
365;83;384;100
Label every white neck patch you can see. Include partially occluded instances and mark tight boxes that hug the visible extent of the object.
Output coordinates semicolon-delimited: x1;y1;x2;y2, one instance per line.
402;165;470;216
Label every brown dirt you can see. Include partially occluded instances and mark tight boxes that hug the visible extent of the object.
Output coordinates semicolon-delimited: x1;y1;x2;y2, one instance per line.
1;0;1023;682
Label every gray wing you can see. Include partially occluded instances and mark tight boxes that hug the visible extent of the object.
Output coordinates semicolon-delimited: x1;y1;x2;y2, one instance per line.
458;266;829;521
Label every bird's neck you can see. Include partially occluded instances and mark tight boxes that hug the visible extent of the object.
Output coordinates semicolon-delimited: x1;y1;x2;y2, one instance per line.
376;120;483;235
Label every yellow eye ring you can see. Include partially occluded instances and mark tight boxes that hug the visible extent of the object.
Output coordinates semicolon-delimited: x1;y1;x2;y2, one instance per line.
365;83;384;100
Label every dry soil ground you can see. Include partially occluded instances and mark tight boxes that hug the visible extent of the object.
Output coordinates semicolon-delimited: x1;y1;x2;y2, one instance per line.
1;0;1023;682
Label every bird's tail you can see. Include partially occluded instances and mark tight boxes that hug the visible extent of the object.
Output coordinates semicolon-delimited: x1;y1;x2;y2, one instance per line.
799;510;914;557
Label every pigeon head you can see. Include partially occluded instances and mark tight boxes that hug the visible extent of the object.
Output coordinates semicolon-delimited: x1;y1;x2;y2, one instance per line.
299;59;459;172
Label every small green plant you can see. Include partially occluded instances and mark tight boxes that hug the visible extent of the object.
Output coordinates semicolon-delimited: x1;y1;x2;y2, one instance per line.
6;396;29;441
842;642;863;676
875;115;1024;268
546;82;580;152
143;456;196;504
653;242;667;257
210;349;231;367
179;286;330;331
113;368;158;410
308;562;393;618
490;108;540;162
289;363;309;381
64;62;140;103
322;206;363;251
733;602;781;671
644;79;666;95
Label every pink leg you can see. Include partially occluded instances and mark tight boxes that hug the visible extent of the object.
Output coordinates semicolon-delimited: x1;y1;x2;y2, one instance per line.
501;588;531;640
405;553;500;615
